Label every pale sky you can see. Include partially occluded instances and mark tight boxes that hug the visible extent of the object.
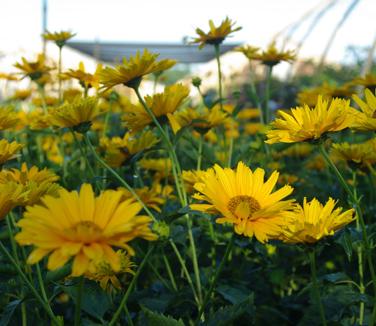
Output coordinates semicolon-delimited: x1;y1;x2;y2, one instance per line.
1;0;375;63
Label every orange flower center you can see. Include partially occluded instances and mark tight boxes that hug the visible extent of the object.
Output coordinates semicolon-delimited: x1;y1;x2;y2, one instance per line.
65;221;103;243
227;195;260;220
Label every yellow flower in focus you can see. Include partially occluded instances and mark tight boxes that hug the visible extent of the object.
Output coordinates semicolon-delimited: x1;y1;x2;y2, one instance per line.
15;184;157;276
191;162;294;242
266;96;353;144
332;141;376;169
62;62;102;90
99;49;176;91
118;183;173;213
100;131;159;167
42;30;75;47
0;139;23;165
0;163;60;206
0;106;19;130
351;88;376;131
182;169;207;193
49;97;104;132
253;42;295;66
281;198;354;244
139;158;172;181
14;54;53;83
0;182;28;220
191;17;241;49
85;250;135;291
123;84;189;132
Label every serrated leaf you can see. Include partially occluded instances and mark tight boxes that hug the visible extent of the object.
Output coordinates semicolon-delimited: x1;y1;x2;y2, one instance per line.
141;307;184;326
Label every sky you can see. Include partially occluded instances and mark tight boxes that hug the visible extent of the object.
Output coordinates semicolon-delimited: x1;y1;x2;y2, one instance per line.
1;0;375;64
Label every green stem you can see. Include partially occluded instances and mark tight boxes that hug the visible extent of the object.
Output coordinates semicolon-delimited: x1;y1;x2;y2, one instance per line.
163;253;178;292
264;65;273;124
124;305;134;326
21;302;27;326
319;144;376;325
84;134;156;221
214;44;224;111
36;263;48;302
108;246;154;326
197;135;203;170
309;250;327;326
195;236;234;324
74;277;84;326
0;242;61;325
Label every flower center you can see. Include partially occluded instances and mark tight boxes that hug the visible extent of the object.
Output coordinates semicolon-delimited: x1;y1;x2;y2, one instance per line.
65;221;103;243
227;195;260;220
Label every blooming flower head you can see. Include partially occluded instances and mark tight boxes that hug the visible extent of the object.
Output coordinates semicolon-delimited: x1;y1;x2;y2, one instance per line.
350;74;376;91
182;169;207;193
139;158;172;181
0;139;23;165
0;182;27;220
235;45;260;60
15;184;157;277
280;198;354;244
253;42;295;66
85;250;135;291
42;30;75;48
62;62;102;90
191;161;294;242
99;49;176;91
14;54;53;83
99;131;159;167
266;96;353;144
351;88;376;131
191;17;242;49
48;96;104;132
123;84;189;132
0;106;20;131
0;163;60;206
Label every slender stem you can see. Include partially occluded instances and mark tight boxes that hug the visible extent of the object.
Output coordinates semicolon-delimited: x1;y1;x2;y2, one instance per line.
197;135;203;170
74;277;84;326
214;44;223;111
264;65;273;124
84;134;156;221
163;253;178;292
124;305;134;326
309;250;327;326
108;246;154;326
227;136;234;168
58;46;62;103
0;242;61;325
21;302;27;326
195;236;234;324
36;263;49;302
319;144;376;325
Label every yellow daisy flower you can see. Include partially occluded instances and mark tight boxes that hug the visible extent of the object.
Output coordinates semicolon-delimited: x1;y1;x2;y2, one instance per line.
235;45;260;60
42;30;75;47
332;141;376;169
99;49;176;91
14;54;53;82
266;96;353;144
182;169;207;193
139;158;172;181
237;108;260;120
280;198;354;244
350;74;376;90
191;161;294;242
123;84;189;132
0;182;28;220
62;62;102;90
191;17;242;49
351;88;376;131
253;42;295;66
0;163;60;206
0;139;23;165
0;106;20;131
15;184;157;276
48;97;105;132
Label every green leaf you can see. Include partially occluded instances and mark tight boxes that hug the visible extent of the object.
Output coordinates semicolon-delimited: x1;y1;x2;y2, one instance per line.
141;307;184;326
216;284;249;304
46;263;72;283
322;272;349;284
0;299;21;326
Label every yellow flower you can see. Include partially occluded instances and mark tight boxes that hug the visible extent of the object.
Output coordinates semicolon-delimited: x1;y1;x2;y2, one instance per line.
27;108;51;130
11;89;32;101
42;136;64;165
118;183;173;213
332;141;376;169
99;49;176;91
350;74;376;90
42;30;75;47
62;62;102;90
351;88;376;131
253;42;295;66
15;184;157;276
0;163;60;206
169;105;228;134
0;182;28;220
182;169;207;193
123;84;189;132
63;88;83;102
191;162;294;242
85;250;135;291
32;95;59;107
191;17;241;49
244;122;263;135
14;54;53;83
235;45;260;60
266;96;353;144
100;131;159;167
139;158;172;181
280;198;354;244
0;106;20;130
237;108;260;120
0;72;19;81
49;97;105;132
0;139;23;165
